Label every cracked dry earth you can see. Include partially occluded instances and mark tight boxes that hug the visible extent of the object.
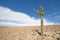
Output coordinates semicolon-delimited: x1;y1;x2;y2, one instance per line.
0;25;60;40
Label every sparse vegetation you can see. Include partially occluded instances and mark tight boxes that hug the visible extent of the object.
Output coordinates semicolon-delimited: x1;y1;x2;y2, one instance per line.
0;25;60;40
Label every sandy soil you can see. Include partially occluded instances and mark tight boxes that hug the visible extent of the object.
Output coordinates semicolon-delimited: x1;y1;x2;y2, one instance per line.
0;25;60;40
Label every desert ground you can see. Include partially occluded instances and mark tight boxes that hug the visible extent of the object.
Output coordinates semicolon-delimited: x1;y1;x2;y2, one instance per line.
0;25;60;40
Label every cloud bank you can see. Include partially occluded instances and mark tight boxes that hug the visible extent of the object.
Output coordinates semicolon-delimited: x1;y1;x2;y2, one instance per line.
0;6;54;26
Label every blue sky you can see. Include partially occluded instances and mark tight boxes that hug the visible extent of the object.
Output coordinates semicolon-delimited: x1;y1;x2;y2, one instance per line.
0;0;60;26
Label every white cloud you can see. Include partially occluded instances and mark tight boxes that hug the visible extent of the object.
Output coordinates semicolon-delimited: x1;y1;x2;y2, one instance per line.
49;11;60;20
43;19;54;25
0;6;54;26
54;15;60;20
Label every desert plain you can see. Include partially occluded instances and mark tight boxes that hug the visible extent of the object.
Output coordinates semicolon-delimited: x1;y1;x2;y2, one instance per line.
0;25;60;40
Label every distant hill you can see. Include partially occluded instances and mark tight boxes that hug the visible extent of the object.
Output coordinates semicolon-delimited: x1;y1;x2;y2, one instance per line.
0;25;60;40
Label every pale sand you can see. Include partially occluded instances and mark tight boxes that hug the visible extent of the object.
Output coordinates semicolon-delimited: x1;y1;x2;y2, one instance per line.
0;25;60;40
